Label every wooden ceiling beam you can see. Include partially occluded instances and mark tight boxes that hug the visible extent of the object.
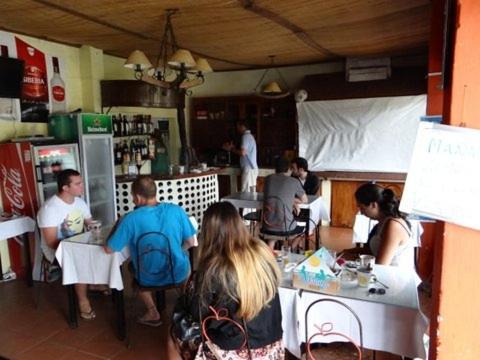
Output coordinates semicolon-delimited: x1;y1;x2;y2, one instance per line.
31;0;258;68
239;0;336;58
32;0;156;41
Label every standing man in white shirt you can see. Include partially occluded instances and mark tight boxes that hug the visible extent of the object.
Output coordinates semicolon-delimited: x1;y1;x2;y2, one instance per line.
37;169;95;320
224;120;258;192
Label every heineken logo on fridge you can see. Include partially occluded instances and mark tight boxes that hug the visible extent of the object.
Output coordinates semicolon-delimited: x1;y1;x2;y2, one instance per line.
87;126;108;132
87;118;106;132
82;115;112;134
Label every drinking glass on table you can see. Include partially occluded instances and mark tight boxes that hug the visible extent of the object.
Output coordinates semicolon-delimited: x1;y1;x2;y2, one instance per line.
282;245;292;266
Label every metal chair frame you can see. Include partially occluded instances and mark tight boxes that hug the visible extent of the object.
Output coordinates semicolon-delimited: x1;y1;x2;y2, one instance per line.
259;195;307;251
127;231;185;347
303;298;364;357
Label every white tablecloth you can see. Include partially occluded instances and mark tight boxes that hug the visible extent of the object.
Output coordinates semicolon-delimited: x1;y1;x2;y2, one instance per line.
280;262;428;359
54;215;199;290
0;216;35;240
55;230;129;290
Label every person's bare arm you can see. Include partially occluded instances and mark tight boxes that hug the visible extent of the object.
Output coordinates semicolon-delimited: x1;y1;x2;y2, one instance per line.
182;236;197;251
41;227;59;249
294;193;308;205
84;217;93;226
230;146;247;157
376;220;407;265
103;245;114;254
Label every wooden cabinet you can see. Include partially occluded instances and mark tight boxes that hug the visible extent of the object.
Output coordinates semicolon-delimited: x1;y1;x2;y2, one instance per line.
101;80;179;108
330;180;405;227
190;95;296;167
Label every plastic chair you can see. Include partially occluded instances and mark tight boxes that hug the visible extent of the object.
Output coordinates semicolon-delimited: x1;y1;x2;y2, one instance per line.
303;298;364;359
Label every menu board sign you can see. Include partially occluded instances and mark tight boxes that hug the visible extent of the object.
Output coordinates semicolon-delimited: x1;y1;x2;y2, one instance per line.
400;122;480;230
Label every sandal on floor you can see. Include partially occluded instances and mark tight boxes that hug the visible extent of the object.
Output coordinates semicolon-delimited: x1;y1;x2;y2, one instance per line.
80;309;96;320
136;317;163;327
88;287;111;296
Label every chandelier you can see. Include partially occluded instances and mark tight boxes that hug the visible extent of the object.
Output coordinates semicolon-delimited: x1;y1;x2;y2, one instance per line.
254;55;290;99
124;9;212;90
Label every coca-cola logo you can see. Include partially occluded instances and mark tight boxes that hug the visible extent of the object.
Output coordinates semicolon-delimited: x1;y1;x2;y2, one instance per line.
52;85;65;101
0;165;25;214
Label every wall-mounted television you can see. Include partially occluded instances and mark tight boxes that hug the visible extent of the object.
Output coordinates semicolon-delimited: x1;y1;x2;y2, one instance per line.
0;57;25;99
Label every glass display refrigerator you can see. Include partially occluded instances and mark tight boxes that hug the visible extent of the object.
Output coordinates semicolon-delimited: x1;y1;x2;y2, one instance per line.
0;139;81;280
33;143;80;203
49;113;116;226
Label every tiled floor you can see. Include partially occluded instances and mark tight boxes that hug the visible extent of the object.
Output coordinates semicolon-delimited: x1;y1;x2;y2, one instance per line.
0;226;431;360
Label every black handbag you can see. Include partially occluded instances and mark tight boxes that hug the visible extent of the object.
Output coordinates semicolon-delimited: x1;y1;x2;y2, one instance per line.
171;274;202;359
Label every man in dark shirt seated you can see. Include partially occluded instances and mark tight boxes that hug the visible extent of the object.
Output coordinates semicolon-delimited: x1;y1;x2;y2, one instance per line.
290;157;320;195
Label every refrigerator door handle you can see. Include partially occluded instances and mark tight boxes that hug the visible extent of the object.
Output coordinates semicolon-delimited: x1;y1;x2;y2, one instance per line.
35;165;43;183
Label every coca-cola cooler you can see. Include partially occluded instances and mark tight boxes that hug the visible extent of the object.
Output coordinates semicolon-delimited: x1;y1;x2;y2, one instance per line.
0;141;80;280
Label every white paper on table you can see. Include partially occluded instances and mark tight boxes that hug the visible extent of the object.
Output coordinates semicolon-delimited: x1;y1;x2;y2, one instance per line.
352;214;377;244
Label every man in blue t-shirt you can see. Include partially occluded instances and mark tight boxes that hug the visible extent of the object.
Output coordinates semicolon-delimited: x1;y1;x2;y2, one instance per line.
105;176;196;326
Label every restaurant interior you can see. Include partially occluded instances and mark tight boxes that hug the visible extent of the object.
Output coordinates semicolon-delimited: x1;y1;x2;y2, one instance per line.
1;1;479;359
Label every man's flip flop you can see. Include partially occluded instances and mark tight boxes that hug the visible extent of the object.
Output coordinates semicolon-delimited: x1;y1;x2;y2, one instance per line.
136;318;163;327
80;309;96;320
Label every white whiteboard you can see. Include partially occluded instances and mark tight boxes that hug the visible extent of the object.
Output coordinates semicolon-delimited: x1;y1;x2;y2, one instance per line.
400;122;480;230
297;95;427;172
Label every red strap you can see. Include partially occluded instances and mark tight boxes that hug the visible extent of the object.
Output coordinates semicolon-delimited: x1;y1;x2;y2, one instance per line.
201;306;248;349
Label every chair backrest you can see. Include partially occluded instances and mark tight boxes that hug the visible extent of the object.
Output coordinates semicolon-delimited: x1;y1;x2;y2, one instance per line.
304;298;363;356
261;195;288;233
135;231;177;287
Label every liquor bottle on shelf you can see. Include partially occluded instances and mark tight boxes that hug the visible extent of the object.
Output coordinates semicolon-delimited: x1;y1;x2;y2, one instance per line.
148;139;155;160
123;115;130;136
131;115;136;136
136;115;143;135
50;57;67;113
142;115;148;135
114;142;122;165
141;139;149;160
112;115;118;137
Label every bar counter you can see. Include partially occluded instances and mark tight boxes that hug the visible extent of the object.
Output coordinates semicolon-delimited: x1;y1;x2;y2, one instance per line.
115;169;220;224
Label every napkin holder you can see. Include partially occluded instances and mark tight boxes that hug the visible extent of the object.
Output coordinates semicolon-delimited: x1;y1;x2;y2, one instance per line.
292;247;340;294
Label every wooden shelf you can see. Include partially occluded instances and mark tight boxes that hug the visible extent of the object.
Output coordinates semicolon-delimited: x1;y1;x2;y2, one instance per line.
190;95;297;167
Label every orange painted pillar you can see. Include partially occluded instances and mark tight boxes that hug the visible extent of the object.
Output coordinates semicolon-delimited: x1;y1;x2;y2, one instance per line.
429;1;480;359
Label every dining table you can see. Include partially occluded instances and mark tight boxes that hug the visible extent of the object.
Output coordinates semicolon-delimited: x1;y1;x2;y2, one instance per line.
0;215;35;286
221;192;330;249
278;253;428;359
55;225;128;338
54;216;199;340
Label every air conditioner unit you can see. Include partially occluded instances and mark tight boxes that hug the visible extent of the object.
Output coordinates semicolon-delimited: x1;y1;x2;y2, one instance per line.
346;57;391;82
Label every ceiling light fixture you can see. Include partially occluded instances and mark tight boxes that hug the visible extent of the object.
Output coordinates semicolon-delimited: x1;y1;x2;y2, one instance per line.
254;55;290;99
124;9;213;90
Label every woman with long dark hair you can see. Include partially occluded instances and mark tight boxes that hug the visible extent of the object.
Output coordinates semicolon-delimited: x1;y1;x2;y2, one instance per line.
355;183;414;267
169;201;284;359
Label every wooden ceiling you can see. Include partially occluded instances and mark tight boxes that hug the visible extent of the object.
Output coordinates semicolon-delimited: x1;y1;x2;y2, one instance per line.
1;0;431;71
